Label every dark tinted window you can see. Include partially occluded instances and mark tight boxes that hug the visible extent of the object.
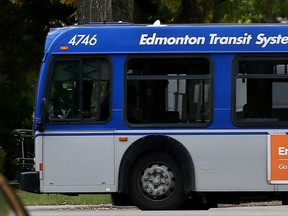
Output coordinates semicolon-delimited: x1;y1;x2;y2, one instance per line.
126;56;212;127
234;55;288;126
48;57;111;122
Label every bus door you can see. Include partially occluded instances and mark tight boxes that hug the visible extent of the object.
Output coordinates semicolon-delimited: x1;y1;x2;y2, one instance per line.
39;57;115;192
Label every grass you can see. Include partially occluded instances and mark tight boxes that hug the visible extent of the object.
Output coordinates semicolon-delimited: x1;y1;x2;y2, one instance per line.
17;191;111;206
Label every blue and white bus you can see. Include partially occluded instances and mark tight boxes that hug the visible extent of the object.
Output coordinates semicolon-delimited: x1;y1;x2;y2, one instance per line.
18;22;288;210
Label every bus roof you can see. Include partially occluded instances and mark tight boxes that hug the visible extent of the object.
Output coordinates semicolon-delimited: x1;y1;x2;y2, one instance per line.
45;23;288;54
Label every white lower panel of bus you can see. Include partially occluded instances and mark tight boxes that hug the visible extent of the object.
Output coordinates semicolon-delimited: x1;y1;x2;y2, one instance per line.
41;133;115;193
182;134;275;192
37;130;288;193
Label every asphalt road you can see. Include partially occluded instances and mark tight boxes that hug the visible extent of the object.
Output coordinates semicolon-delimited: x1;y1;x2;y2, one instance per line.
27;204;288;216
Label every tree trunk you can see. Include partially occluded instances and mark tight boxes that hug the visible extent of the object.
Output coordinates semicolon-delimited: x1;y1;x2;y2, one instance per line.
266;0;276;23
77;0;133;24
112;0;134;22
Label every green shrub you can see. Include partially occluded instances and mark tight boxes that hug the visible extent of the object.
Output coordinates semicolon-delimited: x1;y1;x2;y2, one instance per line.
0;147;6;172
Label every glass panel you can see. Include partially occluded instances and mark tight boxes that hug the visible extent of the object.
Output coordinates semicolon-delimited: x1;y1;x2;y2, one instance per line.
48;61;80;120
239;59;288;75
82;59;101;119
126;57;211;126
236;78;272;120
235;56;288;124
127;57;210;76
272;82;288;121
48;58;111;122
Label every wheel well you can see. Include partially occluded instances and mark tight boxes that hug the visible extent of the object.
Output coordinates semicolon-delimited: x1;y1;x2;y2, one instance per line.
118;135;195;194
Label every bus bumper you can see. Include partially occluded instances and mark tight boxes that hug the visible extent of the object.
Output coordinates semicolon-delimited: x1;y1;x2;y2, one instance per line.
19;171;40;193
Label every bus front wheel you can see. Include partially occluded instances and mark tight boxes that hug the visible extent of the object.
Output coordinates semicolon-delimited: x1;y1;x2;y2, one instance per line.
128;152;185;210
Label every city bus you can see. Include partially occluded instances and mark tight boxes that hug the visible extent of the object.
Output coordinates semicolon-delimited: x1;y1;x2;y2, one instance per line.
17;22;288;210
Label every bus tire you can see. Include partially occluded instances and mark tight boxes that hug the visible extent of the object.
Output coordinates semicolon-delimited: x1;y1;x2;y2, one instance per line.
128;151;185;210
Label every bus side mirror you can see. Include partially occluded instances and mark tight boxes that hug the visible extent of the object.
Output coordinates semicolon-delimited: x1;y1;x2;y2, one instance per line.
37;98;48;132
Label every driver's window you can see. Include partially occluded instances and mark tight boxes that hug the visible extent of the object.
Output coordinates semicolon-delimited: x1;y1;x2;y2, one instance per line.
48;57;111;122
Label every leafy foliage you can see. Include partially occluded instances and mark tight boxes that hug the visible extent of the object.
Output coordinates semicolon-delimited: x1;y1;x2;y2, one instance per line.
219;0;288;23
0;0;75;179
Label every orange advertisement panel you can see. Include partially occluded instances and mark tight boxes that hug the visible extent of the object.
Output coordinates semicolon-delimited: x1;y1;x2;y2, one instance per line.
270;135;288;183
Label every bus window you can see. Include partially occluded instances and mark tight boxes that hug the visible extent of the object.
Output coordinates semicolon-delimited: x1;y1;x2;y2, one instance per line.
47;57;111;122
125;56;211;126
234;55;288;126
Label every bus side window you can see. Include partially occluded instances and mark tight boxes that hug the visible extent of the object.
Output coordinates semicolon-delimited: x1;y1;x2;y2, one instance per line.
234;56;288;125
126;56;211;126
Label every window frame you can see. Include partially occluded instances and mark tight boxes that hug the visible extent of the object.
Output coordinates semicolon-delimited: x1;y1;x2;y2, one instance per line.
124;54;213;128
45;55;112;124
232;54;288;127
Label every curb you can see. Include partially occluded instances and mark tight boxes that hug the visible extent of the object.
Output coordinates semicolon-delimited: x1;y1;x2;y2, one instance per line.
26;204;138;211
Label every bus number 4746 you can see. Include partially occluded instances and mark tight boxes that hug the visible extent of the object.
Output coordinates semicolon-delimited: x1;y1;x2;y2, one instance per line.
68;34;97;46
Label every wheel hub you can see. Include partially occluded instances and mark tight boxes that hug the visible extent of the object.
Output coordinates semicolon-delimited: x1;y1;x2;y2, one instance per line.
140;164;175;199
